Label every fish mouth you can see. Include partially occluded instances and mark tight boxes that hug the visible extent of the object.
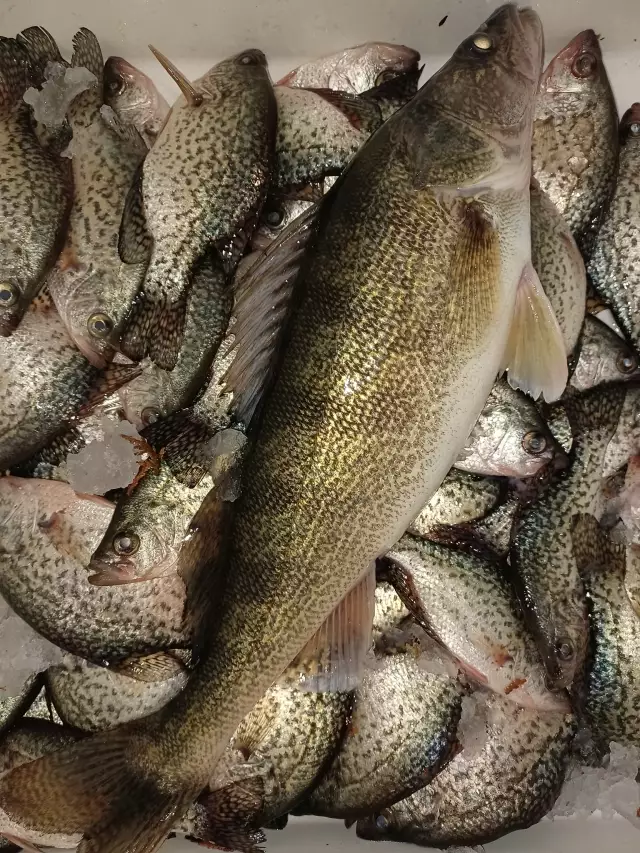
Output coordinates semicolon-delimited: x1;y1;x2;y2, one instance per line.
87;557;140;586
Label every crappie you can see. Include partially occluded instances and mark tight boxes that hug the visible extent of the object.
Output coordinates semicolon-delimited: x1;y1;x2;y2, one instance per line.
0;37;69;335
0;477;189;662
0;674;43;738
588;105;640;354
533;29;619;259
47;658;188;733
383;532;568;711
357;693;575;848
455;379;563;478
104;56;170;148
277;42;420;94
120;48;276;369
0;10;558;850
530;178;586;355
511;384;627;690
466;489;520;558
47;29;148;369
603;384;640;477
250;194;316;252
572;515;640;750
0;298;136;470
300;652;463;818
408;468;503;538
570;314;640;393
372;581;410;646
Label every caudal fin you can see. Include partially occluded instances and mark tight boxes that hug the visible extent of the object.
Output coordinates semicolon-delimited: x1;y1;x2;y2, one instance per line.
121;291;186;370
0;726;200;853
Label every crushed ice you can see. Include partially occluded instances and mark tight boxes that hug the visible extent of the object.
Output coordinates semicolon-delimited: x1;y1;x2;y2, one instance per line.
457;692;489;760
0;595;64;695
62;417;143;494
23;61;96;128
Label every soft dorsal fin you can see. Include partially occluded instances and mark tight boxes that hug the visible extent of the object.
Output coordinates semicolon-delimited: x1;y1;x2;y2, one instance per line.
68;28;103;123
16;26;66;82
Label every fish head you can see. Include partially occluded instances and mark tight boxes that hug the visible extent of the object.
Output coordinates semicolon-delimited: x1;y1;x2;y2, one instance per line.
0;272;34;337
356;809;402;841
251;197;316;251
200;49;271;99
620;102;640;147
537;30;608;118
572;316;640;392
426;5;543;143
338;42;421;92
118;363;175;431
104;56;167;135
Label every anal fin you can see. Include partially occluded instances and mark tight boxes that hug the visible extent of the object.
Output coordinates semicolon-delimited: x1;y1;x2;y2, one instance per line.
501;261;568;403
285;565;376;692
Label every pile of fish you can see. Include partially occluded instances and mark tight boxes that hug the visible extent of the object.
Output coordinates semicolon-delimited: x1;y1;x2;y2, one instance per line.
1;5;640;851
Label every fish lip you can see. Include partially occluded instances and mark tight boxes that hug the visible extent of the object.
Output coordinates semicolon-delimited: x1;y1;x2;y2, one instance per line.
87;556;138;585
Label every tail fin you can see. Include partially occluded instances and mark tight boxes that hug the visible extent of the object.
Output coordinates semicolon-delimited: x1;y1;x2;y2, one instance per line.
0;727;199;853
121;290;186;370
0;37;30;110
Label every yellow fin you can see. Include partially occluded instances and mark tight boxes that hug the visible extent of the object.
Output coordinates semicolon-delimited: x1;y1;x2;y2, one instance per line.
501;261;568;403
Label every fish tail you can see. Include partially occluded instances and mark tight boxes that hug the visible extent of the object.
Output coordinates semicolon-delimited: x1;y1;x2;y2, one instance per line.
0;727;199;853
121;288;186;370
0;37;30;109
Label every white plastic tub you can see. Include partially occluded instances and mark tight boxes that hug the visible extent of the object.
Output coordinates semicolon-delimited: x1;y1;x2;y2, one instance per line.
3;0;640;850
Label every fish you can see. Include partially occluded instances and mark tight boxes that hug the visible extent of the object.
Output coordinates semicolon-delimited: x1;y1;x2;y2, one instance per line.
0;297;138;471
299;652;463;819
372;581;411;647
0;36;70;336
47;658;188;733
119;48;276;370
250;196;317;252
408;468;503;538
0;477;190;662
0;10;563;849
572;514;640;751
455;379;564;478
46;29;149;369
357;693;575;848
103;56;170;148
277;42;420;94
381;531;569;712
510;383;628;691
603;384;640;477
117;255;232;430
465;489;521;558
0;674;43;738
530;178;586;356
570;314;640;393
532;29;619;260
588;105;640;354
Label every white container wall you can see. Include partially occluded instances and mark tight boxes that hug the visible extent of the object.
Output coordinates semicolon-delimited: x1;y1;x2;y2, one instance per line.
2;1;640;851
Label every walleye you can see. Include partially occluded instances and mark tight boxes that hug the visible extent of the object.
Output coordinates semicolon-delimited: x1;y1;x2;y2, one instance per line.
0;36;69;335
277;42;420;94
103;56;170;148
533;29;619;259
119;48;276;370
0;10;565;851
47;28;149;368
588;105;640;354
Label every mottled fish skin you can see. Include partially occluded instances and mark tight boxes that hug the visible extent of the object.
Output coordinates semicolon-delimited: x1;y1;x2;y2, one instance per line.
532;29;619;260
530;178;586;355
0;8;546;846
588;105;640;354
455;379;563;478
372;581;411;646
0;477;189;662
384;532;568;712
277;43;420;95
464;488;521;558
571;516;640;751
510;383;628;691
357;693;575;848
570;314;640;393
47;660;188;733
408;468;503;538
603;384;640;477
121;49;276;370
118;256;232;430
0;674;43;739
0;37;69;336
103;56;170;148
0;300;100;470
47;30;148;369
300;653;463;819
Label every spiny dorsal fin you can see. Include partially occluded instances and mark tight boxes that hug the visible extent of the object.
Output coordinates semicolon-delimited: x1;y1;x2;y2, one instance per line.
0;37;30;110
16;26;65;83
69;28;103;122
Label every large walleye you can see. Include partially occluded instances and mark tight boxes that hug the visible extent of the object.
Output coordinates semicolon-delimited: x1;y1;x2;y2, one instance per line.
0;8;566;851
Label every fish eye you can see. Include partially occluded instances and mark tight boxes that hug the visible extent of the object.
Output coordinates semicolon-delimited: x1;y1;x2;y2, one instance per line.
630;122;640;137
112;532;140;556
375;70;397;86
141;406;160;426
237;51;262;66
470;33;493;53
522;431;547;456
0;282;18;307
617;351;638;374
375;815;389;831
572;51;598;79
106;78;125;96
264;206;285;229
555;638;575;661
87;312;113;339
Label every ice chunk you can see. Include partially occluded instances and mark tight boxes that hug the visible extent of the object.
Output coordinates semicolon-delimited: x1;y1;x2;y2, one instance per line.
458;692;489;760
0;594;63;695
23;61;96;128
63;417;144;495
